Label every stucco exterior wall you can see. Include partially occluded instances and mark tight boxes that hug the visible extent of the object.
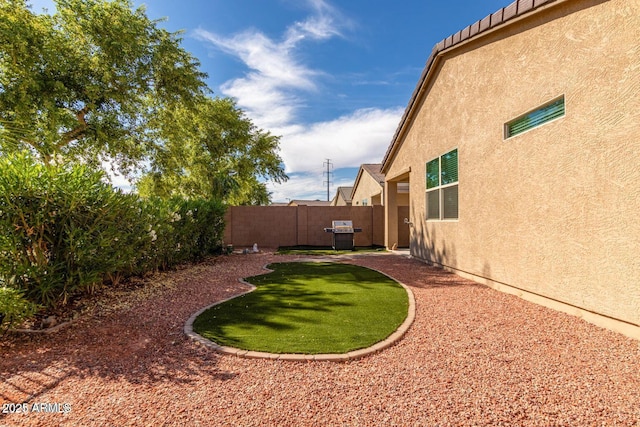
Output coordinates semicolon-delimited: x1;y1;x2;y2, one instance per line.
385;0;640;335
352;173;383;206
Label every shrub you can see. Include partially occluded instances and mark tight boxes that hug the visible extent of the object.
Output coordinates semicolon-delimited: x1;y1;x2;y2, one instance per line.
0;152;146;306
137;197;176;272
140;197;226;270
0;286;39;334
0;152;226;309
172;198;226;262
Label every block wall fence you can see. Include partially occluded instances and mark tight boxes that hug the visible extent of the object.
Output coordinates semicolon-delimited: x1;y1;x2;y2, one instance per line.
223;205;384;248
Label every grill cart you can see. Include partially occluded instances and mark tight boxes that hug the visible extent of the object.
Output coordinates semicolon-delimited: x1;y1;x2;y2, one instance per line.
323;220;362;250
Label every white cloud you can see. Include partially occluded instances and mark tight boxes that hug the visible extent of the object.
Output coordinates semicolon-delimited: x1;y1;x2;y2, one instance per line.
194;4;328;133
285;0;350;42
201;29;319;91
28;0;399;202
265;172;354;203
193;0;355;132
280;107;404;173
196;0;403;200
219;73;304;131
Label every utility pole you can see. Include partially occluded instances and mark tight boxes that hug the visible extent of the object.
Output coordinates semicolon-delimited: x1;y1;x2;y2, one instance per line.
323;159;333;202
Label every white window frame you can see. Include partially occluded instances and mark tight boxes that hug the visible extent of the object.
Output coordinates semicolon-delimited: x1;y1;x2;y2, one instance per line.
426;148;458;221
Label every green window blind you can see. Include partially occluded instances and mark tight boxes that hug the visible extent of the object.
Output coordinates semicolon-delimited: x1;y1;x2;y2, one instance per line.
440;149;458;185
506;97;565;138
426;158;440;189
425;148;459;220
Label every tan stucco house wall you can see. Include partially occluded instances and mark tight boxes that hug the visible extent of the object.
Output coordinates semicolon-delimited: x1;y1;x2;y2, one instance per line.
381;0;640;339
351;164;384;206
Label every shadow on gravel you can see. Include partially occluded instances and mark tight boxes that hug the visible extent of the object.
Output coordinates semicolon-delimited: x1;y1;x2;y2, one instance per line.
0;319;236;410
0;260;242;413
368;256;485;290
406;266;485;289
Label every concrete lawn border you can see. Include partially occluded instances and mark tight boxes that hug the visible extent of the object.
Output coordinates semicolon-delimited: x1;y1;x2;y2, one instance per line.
184;258;416;362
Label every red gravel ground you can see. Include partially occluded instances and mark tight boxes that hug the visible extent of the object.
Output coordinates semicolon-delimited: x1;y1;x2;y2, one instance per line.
1;251;639;426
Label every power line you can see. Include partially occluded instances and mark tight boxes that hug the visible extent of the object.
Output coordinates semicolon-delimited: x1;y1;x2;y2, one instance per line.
323;159;333;202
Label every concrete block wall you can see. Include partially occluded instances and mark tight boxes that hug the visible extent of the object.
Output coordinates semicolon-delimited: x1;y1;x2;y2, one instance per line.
224;205;384;248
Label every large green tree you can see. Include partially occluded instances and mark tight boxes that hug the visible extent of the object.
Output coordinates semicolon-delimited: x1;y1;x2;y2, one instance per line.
0;0;208;174
0;0;288;204
138;97;288;205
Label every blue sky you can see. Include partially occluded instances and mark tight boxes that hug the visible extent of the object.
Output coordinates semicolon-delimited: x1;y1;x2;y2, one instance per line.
28;0;510;202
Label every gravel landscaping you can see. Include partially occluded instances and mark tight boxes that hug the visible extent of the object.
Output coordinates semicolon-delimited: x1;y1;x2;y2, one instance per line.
1;250;639;426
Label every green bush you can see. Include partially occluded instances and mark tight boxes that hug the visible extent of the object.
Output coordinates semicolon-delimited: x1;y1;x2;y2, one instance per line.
141;197;226;270
0;286;39;334
139;197;176;271
0;152;226;309
173;198;226;262
0;152;148;306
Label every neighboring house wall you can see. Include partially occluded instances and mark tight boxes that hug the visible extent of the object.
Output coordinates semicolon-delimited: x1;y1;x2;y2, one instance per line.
352;165;384;206
382;0;640;339
352;174;382;206
224;205;384;248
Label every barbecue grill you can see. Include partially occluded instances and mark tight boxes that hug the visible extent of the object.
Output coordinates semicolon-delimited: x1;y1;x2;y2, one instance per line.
323;220;362;250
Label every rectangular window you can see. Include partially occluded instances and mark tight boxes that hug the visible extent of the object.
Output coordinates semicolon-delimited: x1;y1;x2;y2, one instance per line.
505;96;565;138
426;148;458;220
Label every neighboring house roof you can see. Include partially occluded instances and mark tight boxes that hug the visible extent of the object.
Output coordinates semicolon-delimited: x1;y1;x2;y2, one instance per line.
362;164;385;186
332;186;354;205
288;199;332;206
351;164;384;199
269;202;289;206
381;0;562;173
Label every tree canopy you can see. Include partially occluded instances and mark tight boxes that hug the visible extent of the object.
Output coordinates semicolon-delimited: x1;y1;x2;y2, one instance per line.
138;97;287;205
0;0;208;173
0;0;287;204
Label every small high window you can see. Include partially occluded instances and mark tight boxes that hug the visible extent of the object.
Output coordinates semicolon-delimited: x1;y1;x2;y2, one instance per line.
426;148;458;220
505;96;565;138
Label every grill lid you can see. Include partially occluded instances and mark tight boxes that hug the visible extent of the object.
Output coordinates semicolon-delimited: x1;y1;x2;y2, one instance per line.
324;220;362;234
331;220;354;233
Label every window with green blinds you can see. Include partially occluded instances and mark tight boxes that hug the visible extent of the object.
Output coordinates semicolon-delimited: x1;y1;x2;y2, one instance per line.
440;149;458;185
505;96;565;138
426;158;440;189
425;148;458;220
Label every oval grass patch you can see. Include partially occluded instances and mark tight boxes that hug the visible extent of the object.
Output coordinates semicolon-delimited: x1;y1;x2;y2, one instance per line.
192;262;409;354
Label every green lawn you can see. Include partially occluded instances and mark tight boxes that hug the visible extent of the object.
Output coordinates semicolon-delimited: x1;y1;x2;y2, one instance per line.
192;262;409;354
276;246;387;256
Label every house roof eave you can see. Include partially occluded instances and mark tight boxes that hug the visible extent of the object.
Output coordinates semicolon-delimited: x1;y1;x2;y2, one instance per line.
380;0;563;174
